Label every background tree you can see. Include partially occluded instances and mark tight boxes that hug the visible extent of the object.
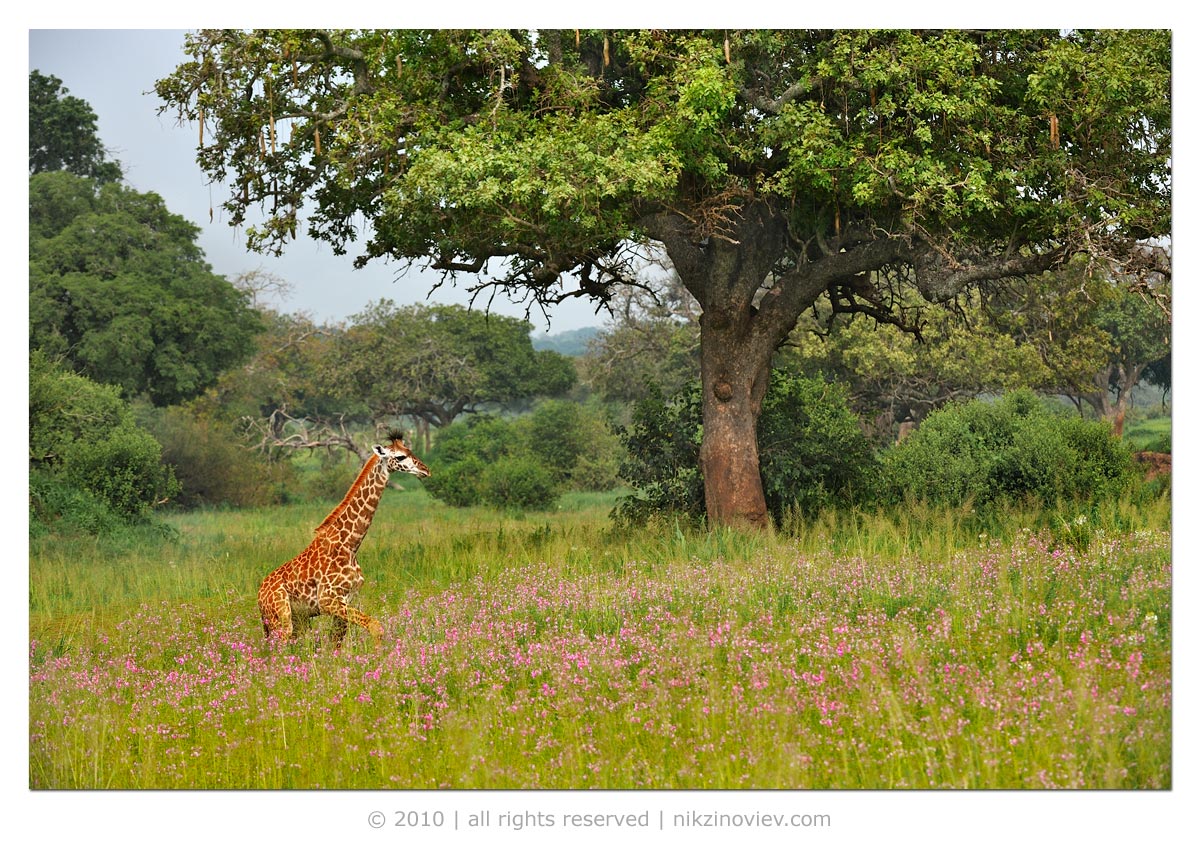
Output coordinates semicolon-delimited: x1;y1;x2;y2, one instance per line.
29;70;123;183
984;261;1171;434
1076;284;1171;436
230;302;574;459
158;29;1170;527
580;269;701;406
29;171;263;405
782;288;1055;441
323;301;575;434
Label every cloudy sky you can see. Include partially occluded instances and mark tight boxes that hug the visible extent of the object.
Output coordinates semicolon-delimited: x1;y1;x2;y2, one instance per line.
27;29;606;333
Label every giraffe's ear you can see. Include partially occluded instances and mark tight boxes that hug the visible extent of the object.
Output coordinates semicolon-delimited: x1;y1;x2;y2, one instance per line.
373;445;387;457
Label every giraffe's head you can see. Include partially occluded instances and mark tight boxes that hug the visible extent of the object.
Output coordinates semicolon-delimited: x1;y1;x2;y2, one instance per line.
373;432;431;479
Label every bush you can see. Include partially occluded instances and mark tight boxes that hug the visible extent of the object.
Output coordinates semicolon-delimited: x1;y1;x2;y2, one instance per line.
431;415;516;465
880;390;1137;508
615;372;876;525
521;399;625;491
69;427;179;519
142;405;292;508
425;407;628;510
480;456;560;511
524;400;587;485
424;456;489;507
29;352;179;525
29;469;123;537
613;384;705;524
758;373;877;518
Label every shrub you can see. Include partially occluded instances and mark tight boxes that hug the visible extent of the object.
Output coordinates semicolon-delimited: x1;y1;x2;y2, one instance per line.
142;405;291;508
524;400;587;485
29;351;179;525
480;456;560;511
432;415;516;465
613;384;705;524
423;409;617;510
29;468;122;537
424;456;489;508
615;372;876;525
69;427;179;519
880;390;1137;508
521;399;626;491
758;373;877;518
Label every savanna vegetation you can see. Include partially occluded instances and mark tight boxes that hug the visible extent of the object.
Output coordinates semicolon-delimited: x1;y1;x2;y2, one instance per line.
29;29;1171;792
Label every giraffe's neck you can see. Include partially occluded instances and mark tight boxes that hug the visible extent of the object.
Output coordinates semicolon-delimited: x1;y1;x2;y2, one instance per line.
314;454;390;552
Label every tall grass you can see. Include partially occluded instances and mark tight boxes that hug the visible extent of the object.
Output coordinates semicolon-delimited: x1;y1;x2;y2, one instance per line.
29;489;1171;789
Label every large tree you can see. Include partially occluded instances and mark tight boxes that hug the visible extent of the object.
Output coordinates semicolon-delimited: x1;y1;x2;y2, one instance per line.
157;29;1170;527
320;301;574;449
29;70;123;183
29;171;263;405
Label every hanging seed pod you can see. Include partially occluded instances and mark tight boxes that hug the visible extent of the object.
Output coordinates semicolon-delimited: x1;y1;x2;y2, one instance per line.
1049;113;1060;149
575;30;580;48
724;33;731;64
603;35;610;66
314;125;321;156
198;106;204;147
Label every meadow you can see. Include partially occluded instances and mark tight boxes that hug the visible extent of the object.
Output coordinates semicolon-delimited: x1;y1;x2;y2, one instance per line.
29;490;1171;789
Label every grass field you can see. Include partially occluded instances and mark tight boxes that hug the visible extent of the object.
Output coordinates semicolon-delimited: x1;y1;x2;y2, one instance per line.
29;490;1172;789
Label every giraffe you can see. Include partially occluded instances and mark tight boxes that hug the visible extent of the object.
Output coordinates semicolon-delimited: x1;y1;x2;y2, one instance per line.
257;431;430;648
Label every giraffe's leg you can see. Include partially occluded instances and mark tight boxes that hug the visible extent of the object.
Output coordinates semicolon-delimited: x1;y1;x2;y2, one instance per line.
260;588;293;643
318;594;383;647
291;611;311;641
329;615;348;649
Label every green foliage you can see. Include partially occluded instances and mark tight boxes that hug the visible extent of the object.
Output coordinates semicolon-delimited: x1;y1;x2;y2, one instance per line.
28;469;123;537
141;406;292;508
157;30;1169;526
782;290;1059;439
426;400;622;510
424;416;556;510
758;374;878;518
424;456;490;508
523;399;625;491
204;310;346;425
480;455;560;511
616;373;875;525
29;352;179;530
29;70;122;182
613;384;705;524
324;302;575;428
581;317;701;406
29;171;263;405
523;400;587;485
881;391;1137;509
157;30;1167;281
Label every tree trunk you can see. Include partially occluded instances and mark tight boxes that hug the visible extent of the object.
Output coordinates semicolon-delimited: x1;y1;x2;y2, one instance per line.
697;313;774;529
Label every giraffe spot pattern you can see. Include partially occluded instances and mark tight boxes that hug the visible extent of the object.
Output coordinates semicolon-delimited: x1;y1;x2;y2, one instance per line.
257;439;429;647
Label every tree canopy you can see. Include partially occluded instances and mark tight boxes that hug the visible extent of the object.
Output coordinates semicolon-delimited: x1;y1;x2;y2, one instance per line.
29;171;263;406
158;29;1170;526
323;301;576;429
29;70;123;183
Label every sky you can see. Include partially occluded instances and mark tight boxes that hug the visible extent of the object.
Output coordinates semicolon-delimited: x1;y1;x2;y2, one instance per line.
26;29;606;334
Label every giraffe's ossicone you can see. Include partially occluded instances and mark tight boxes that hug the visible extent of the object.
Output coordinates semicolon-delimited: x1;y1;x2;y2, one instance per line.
257;432;430;647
